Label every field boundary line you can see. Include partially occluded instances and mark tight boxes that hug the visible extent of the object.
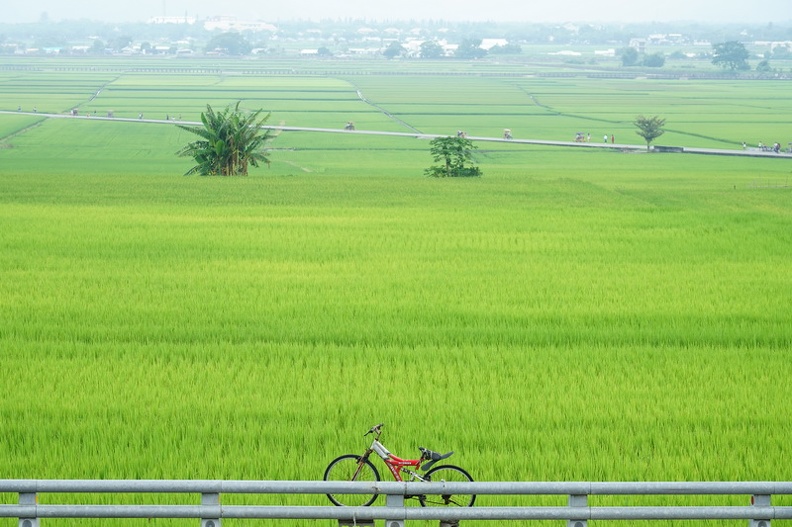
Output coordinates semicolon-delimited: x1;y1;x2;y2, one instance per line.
346;81;423;134
0;116;48;145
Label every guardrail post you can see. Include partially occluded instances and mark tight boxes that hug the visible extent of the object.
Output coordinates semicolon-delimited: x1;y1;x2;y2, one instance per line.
201;492;220;527
385;491;405;527
567;494;587;527
18;492;39;527
339;519;375;527
749;494;771;527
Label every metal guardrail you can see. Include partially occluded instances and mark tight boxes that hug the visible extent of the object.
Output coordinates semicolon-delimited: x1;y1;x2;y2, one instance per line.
2;480;791;527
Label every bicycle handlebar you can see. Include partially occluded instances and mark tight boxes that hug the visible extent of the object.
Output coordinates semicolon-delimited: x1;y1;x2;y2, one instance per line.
365;423;384;436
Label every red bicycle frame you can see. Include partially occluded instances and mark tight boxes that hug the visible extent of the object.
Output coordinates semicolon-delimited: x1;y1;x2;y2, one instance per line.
367;432;427;482
381;453;421;482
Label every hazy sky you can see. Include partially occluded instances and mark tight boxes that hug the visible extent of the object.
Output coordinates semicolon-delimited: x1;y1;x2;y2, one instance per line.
5;0;791;24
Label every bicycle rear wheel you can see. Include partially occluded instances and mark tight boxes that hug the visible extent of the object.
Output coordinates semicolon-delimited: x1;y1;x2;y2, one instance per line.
323;454;380;506
420;465;476;507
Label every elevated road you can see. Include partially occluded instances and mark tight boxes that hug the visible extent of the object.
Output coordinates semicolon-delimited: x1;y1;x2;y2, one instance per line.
2;110;791;159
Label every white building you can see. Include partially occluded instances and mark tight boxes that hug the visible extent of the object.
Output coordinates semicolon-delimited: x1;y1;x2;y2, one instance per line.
203;16;276;32
148;16;196;24
480;38;508;50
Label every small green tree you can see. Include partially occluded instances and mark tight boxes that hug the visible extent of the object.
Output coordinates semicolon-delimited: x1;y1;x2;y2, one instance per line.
455;38;487;59
634;115;666;151
89;39;106;55
771;46;791;59
420;40;444;59
383;41;405;59
620;47;639;66
489;43;522;55
176;102;273;176
425;136;482;178
205;32;252;56
111;35;133;52
643;52;665;67
712;41;750;71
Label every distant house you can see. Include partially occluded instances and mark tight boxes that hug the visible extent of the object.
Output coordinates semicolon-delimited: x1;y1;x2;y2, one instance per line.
629;38;646;53
480;38;508;51
442;43;458;56
755;40;792;52
346;48;382;57
402;39;423;57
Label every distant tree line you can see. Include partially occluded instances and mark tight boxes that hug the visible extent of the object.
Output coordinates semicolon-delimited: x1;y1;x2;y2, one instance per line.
620;47;666;68
617;40;780;73
383;38;521;60
2;17;791;71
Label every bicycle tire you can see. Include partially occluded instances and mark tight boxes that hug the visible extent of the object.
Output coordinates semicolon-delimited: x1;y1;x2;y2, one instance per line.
323;454;380;506
419;464;476;507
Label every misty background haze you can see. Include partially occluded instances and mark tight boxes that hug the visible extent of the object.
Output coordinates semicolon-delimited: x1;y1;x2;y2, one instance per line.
5;0;791;24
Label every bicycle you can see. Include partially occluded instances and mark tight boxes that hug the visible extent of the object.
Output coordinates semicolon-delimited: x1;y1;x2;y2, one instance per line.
323;423;475;508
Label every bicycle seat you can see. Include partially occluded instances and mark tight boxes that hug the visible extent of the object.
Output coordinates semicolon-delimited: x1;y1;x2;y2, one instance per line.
419;447;454;471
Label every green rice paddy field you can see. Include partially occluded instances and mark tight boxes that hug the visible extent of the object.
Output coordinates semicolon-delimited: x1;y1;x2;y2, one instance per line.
1;57;792;527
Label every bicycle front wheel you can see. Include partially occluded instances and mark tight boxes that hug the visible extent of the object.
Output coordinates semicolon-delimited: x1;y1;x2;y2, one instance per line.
323;454;380;506
420;465;476;507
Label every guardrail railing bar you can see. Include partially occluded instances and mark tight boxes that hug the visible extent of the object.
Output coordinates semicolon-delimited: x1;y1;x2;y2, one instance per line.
1;480;790;527
3;481;792;495
0;505;789;520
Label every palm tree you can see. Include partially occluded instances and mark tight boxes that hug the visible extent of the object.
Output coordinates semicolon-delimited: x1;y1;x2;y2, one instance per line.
177;102;273;176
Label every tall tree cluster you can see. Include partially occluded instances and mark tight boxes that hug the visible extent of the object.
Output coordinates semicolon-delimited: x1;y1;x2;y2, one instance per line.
176;102;273;176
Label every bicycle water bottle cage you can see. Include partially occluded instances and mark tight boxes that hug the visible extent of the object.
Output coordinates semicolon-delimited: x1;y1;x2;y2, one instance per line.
419;447;454;471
